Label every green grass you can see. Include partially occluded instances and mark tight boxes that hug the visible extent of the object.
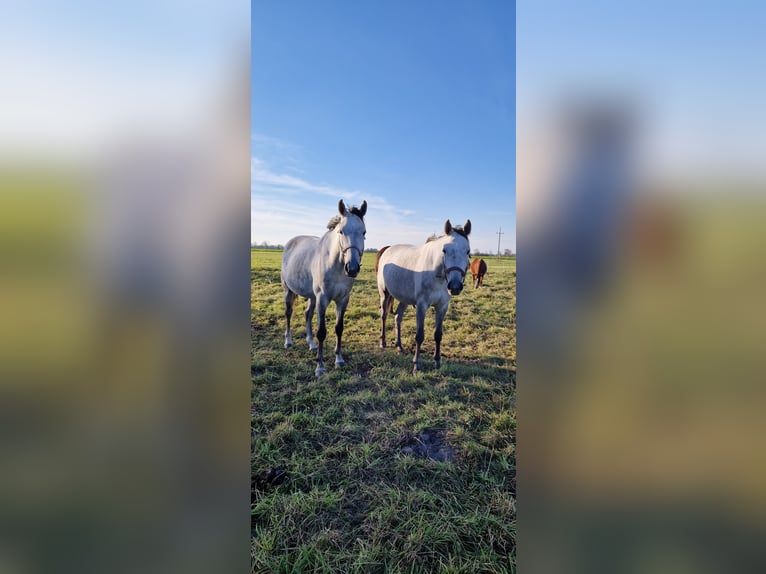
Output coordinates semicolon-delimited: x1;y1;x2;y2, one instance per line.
252;249;516;573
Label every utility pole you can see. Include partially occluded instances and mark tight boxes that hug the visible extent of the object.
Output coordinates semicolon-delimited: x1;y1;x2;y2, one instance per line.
496;226;504;256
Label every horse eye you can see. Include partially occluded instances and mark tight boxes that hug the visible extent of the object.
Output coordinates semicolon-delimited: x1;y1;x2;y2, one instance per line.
339;230;344;235
442;248;446;253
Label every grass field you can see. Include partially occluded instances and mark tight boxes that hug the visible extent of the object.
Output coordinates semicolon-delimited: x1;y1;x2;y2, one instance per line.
251;248;516;573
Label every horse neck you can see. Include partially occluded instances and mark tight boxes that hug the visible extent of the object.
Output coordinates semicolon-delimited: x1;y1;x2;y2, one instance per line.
321;229;344;266
423;236;448;268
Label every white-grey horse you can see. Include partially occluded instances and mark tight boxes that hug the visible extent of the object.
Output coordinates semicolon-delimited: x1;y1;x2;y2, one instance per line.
281;199;367;376
376;219;471;373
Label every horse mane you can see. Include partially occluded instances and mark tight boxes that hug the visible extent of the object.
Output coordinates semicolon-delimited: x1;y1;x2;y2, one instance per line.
450;225;469;239
326;215;341;230
327;203;366;230
426;225;468;242
348;205;366;219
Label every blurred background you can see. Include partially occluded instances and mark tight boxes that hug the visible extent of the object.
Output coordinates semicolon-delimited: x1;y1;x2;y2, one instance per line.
4;0;766;572
0;2;250;573
517;1;766;572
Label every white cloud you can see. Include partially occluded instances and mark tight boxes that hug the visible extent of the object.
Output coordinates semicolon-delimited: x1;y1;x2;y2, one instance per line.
251;157;360;199
250;156;516;253
251;157;437;248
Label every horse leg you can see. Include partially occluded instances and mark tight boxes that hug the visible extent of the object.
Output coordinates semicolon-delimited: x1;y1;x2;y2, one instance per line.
334;295;349;367
284;288;297;349
305;295;317;351
379;290;390;348
412;302;427;374
315;294;329;377
394;302;406;354
433;302;448;369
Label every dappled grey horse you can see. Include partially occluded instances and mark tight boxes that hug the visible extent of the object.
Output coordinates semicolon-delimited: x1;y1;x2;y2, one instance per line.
376;219;471;373
281;199;367;376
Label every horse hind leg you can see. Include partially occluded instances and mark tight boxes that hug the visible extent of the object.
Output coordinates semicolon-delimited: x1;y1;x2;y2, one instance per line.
305;296;317;351
379;290;392;349
284;288;297;349
394;302;406;354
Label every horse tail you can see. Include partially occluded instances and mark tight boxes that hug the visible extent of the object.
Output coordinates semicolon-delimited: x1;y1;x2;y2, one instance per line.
383;291;395;313
375;245;391;273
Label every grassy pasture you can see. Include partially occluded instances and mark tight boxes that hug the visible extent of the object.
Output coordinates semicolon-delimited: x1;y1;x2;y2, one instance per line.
252;248;516;573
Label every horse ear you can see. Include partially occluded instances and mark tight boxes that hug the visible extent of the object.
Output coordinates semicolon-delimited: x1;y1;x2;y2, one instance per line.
444;219;452;235
338;199;347;215
359;200;367;218
464;219;471;235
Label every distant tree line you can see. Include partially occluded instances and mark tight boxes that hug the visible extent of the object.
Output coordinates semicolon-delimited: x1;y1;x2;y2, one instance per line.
472;248;515;257
252;242;387;253
251;242;284;250
251;242;514;257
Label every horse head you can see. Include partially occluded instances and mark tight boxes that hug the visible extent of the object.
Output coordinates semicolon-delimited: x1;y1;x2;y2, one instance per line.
442;219;472;295
336;199;367;277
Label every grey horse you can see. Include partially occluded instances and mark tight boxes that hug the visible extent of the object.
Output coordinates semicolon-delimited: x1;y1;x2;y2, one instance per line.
376;218;471;373
281;199;367;376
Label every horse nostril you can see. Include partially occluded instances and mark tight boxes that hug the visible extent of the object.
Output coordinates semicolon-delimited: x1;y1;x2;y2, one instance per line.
345;262;359;277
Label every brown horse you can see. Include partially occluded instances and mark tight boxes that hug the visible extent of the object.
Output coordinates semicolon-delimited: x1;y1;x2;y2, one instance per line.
469;258;487;288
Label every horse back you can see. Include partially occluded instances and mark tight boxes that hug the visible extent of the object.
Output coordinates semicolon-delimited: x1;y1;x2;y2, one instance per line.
377;243;444;307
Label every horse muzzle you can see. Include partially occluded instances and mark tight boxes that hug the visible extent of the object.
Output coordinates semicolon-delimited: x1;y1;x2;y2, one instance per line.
344;262;360;277
447;278;464;295
445;266;466;295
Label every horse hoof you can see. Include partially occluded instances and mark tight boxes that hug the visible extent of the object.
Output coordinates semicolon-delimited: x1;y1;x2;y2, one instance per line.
284;341;292;349
396;347;404;355
309;343;317;352
434;361;441;369
335;357;345;367
315;366;326;377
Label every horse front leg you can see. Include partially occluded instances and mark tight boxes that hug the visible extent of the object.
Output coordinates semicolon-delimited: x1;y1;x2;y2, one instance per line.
394;303;406;354
284;289;296;349
412;302;427;374
305;295;317;351
433;302;448;369
315;294;329;377
334;295;349;367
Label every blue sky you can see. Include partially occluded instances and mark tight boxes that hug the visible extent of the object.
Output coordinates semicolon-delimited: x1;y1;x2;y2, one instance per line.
517;1;766;182
251;1;515;253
